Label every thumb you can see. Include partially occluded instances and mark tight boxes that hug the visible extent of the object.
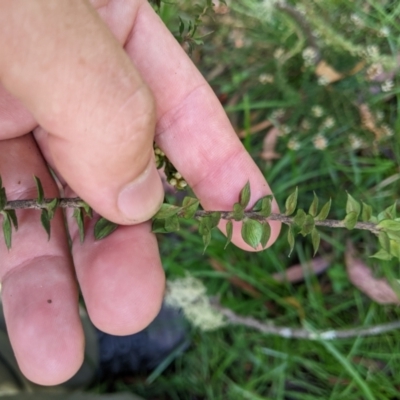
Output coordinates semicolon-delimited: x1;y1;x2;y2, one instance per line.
0;0;163;224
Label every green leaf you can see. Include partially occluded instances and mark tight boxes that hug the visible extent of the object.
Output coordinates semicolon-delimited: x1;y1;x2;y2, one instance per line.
94;217;118;240
80;201;92;217
378;202;397;221
4;210;18;231
182;197;199;219
287;225;295;256
165;215;180;232
2;212;11;250
300;214;315;236
252;195;272;217
377;219;400;231
224;220;233;249
390;240;400;260
370;248;393;261
386;229;400;242
33;176;44;205
199;213;221;236
311;227;320;256
46;198;59;220
202;231;212;254
346;192;360;218
154;204;180;219
241;218;263;249
6;210;18;231
308;192;319;217
361;202;373;222
378;231;391;253
73;208;85;243
260;222;271;248
209;212;221;228
239;181;251;208
294;209;306;228
198;217;211;235
152;218;169;234
285;187;298;216
343;211;358;230
40;209;51;240
233;203;245;221
315;199;331;221
0;187;7;212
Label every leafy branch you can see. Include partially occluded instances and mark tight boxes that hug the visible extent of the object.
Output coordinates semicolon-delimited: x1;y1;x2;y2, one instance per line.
1;173;399;264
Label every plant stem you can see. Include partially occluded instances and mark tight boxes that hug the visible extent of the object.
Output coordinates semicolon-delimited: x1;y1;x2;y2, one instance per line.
212;301;400;340
3;198;380;235
4;197;84;210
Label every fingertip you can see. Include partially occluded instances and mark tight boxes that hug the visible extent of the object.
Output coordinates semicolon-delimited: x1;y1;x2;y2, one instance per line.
117;159;164;224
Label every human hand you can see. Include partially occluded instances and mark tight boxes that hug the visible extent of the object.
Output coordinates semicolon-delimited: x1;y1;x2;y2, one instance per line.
0;0;281;385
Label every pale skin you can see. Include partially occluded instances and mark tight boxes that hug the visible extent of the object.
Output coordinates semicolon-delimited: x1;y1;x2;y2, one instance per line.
0;0;281;385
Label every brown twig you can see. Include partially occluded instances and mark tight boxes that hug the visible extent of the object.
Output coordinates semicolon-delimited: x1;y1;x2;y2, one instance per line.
212;301;400;340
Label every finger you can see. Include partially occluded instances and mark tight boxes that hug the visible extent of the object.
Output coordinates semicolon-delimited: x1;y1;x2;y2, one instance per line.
122;2;281;251
0;135;83;385
0;0;164;225
34;127;166;337
0;83;36;139
68;214;165;335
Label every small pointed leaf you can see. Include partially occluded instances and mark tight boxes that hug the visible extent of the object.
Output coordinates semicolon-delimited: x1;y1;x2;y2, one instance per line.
0;188;6;212
202;231;212;254
361;202;373;222
165;215;180;232
6;210;18;231
2;212;11;250
40;209;51;240
378;231;390;253
198;217;211;235
287;225;295;256
33;176;44;205
224;220;233;249
260;222;271;248
294;209;306;228
239;181;251;208
300;214;315;236
315;199;331;221
377;219;400;231
154;204;180;219
343;211;358;230
308;192;319;217
370;248;392;261
209;212;221;228
389;240;400;260
73;208;85;243
241;218;263;249
46;198;59;220
94;217;118;240
285;187;298;216
311;227;320;256
233;203;245;221
346;192;360;217
182;197;199;219
80;201;92;218
378;202;397;221
152;218;169;234
252;195;272;217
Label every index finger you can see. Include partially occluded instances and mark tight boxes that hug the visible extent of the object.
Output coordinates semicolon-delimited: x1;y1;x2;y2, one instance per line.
124;1;281;250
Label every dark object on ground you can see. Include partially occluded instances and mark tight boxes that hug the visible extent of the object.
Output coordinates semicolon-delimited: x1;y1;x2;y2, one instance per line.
96;304;190;379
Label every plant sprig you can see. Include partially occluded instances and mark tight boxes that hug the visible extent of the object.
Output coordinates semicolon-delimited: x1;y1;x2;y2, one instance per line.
0;172;398;261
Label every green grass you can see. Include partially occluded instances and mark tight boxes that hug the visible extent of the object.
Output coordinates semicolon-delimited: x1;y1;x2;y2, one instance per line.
104;1;400;398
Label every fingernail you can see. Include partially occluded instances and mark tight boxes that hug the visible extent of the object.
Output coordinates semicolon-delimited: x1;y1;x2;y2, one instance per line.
118;161;164;223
